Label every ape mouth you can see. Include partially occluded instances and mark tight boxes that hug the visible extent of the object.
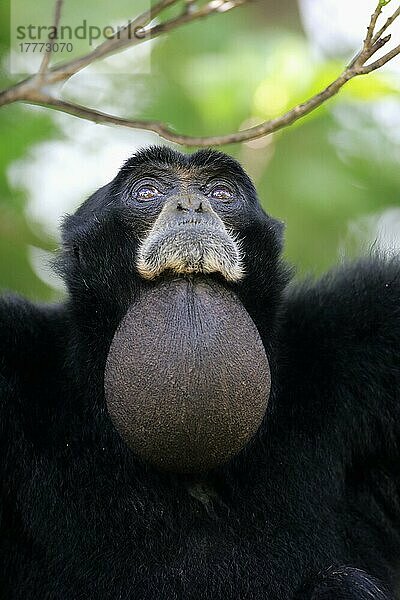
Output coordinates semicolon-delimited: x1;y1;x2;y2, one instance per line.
136;221;244;282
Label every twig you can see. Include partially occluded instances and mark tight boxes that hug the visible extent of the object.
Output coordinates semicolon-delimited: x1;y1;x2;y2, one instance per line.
0;0;399;147
372;5;400;43
0;0;242;92
360;42;400;73
46;0;182;82
143;0;249;39
364;2;383;48
22;78;347;145
38;0;64;78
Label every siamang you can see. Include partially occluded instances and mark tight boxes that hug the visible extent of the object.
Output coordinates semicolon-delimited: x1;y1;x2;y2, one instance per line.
1;146;399;600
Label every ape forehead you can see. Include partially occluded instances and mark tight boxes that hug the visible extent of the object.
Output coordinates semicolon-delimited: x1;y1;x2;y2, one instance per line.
119;146;255;187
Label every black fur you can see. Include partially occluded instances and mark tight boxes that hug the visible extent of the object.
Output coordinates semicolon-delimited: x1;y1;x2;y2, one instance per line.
1;147;399;599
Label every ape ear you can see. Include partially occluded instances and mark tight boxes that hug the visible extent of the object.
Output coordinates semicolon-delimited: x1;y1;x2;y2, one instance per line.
56;182;115;283
60;182;114;246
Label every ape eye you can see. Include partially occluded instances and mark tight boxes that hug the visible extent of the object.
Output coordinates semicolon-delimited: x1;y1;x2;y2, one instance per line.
135;185;161;201
208;184;234;201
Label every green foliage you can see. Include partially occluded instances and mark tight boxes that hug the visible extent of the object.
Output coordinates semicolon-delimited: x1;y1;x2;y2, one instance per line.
0;104;58;299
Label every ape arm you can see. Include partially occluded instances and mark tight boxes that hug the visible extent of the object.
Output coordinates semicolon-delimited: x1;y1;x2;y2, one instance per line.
280;255;400;453
0;295;67;448
276;257;400;598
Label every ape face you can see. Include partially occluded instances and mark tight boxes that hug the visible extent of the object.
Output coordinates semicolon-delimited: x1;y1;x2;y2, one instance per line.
135;192;244;283
60;147;278;305
119;147;265;284
60;147;284;473
120;151;250;282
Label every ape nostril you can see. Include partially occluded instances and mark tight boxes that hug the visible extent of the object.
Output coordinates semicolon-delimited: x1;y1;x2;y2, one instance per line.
176;199;204;212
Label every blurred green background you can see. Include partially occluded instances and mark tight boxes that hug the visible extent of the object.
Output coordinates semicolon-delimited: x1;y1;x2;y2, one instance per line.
0;0;399;301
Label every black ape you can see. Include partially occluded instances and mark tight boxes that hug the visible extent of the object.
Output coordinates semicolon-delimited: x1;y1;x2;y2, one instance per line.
1;146;399;600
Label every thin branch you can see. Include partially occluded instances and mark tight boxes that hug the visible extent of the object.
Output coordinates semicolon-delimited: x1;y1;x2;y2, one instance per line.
38;0;64;78
14;67;372;146
0;0;399;147
360;42;400;73
365;32;392;59
372;5;400;43
142;0;249;39
364;2;383;48
0;0;246;100
46;0;182;83
347;1;398;69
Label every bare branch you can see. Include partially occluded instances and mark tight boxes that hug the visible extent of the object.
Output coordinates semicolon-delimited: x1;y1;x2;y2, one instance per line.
364;2;383;48
360;42;400;73
15;67;368;147
38;0;64;78
46;0;182;83
0;0;247;101
0;0;399;147
365;32;392;59
372;5;400;43
141;0;248;39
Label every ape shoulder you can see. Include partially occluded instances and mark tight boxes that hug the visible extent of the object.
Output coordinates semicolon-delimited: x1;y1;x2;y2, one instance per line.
282;255;400;361
0;294;65;375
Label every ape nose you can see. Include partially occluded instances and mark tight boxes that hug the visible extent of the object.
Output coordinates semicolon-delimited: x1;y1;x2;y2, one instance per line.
176;197;204;213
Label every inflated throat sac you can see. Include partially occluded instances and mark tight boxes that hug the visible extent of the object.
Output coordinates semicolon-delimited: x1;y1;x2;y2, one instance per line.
104;277;270;473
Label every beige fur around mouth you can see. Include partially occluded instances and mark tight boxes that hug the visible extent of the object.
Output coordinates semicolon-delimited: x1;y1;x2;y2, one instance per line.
136;222;244;282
